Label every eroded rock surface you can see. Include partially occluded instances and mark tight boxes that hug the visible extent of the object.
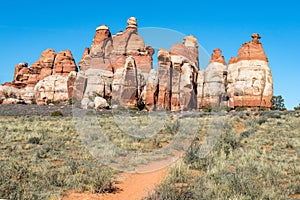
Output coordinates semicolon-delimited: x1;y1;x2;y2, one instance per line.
227;34;273;109
1;18;273;110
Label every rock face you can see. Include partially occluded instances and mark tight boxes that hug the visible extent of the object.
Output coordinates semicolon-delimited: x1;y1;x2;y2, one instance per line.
227;34;273;109
143;69;158;111
118;56;139;108
156;49;171;110
229;33;268;64
198;49;228;108
53;50;77;76
76;17;153;109
79;17;154;74
1;17;273;110
10;49;78;88
167;35;199;111
2;49;78;104
35;75;69;104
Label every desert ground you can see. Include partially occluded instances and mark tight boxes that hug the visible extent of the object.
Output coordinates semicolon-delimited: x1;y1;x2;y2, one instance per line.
0;105;299;199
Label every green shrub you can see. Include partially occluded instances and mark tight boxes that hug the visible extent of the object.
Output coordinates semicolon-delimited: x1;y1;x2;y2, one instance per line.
271;95;286;111
28;137;41;144
235;106;246;112
202;105;212;112
50;110;63;117
68;97;80;107
258;106;268;111
294;104;300;111
3;92;17;99
46;99;61;105
30;98;37;104
257;117;267;125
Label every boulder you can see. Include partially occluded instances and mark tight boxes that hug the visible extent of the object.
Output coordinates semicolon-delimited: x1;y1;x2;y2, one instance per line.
81;98;91;109
83;69;113;99
34;75;69;104
94;96;109;109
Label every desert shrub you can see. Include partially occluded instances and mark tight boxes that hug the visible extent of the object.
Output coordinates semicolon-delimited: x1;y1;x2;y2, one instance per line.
257;116;268;125
258;106;268;111
264;111;282;119
30;98;37;104
28;137;41;144
3;92;17;99
85;110;96;116
147;112;300;200
3;92;9;98
239;130;252;138
46;99;61;105
68;97;80;107
0;116;116;199
294;104;300;111
88;168;116;193
211;105;231;112
202;105;212;112
144;160;195;200
235;106;246;112
50;110;63;117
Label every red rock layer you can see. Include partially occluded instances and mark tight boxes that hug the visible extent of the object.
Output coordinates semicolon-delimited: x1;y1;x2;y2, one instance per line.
156;49;171;111
229;33;268;64
209;48;226;65
79;17;153;74
8;49;78;89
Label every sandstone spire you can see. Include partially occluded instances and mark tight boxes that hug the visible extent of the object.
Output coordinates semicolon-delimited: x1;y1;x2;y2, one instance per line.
126;17;138;30
91;24;111;52
209;48;226;65
227;33;273;109
198;48;228;108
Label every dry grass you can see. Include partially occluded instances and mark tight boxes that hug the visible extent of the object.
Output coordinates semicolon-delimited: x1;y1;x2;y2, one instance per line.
0;115;115;199
145;111;300;200
1;110;299;199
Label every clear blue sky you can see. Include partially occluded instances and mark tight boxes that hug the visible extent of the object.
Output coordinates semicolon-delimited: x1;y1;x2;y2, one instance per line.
0;0;299;109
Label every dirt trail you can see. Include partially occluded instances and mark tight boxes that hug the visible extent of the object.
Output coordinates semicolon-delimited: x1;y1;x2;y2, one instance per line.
63;167;167;200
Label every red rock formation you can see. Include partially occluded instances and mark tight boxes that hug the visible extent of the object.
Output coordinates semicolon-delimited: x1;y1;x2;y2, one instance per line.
91;25;111;52
13;63;28;82
156;49;171;110
119;56;138;108
9;49;77;89
229;33;268;64
79;17;153;74
53;50;77;76
169;35;199;111
126;17;138;31
144;69;158;111
81;48;90;61
30;49;56;82
1;18;273;110
227;34;273;109
209;48;226;65
72;71;87;101
79;25;113;72
67;71;77;100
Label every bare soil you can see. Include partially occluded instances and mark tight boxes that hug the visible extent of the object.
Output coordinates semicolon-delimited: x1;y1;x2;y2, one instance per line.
63;167;168;200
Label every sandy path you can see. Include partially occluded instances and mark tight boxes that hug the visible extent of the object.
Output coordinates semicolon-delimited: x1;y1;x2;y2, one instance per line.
63;167;167;200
